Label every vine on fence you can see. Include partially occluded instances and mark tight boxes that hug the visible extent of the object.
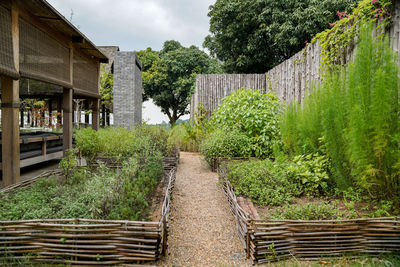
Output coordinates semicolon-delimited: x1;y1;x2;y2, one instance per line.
313;0;392;70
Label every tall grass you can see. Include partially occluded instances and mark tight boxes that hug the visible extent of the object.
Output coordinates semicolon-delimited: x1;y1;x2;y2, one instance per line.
281;22;400;197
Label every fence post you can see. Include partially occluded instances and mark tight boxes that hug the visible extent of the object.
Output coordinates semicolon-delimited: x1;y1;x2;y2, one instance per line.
162;216;167;256
246;223;251;259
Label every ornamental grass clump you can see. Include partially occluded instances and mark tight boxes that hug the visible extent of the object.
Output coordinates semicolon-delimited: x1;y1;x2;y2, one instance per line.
281;22;400;198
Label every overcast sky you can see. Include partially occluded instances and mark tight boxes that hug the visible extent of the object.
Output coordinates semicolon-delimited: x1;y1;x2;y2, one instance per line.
47;0;215;124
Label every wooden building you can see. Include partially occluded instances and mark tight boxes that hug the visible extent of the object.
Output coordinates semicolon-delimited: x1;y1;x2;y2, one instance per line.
0;0;108;187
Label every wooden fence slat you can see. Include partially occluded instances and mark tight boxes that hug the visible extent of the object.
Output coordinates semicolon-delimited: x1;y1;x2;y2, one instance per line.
217;164;400;264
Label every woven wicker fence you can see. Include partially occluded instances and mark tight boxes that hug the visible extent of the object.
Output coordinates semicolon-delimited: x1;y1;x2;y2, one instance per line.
0;154;179;265
218;167;400;264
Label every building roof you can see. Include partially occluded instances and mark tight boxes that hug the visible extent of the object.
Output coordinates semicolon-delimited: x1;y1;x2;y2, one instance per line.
98;46;120;73
12;0;109;63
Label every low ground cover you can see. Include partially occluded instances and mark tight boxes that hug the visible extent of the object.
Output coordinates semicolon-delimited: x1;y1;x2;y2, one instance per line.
0;126;171;222
226;158;399;220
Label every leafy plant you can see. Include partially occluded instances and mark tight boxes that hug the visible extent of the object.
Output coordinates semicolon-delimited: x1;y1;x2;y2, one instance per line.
204;0;357;73
227;159;301;206
209;89;282;158
287;153;330;196
314;0;392;71
74;128;100;164
75;125;171;160
0;126;167;222
59;149;78;180
270;201;347;220
200;128;252;167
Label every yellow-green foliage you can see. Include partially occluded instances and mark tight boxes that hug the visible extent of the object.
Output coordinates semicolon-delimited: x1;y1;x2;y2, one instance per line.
281;23;400;198
167;124;198;152
181;103;210;152
314;0;391;70
75;125;170;162
168;124;186;150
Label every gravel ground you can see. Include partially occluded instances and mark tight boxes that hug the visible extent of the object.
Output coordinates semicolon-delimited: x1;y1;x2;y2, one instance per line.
158;152;251;267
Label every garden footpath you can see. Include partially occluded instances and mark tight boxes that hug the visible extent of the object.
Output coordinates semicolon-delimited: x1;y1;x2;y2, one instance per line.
158;152;250;267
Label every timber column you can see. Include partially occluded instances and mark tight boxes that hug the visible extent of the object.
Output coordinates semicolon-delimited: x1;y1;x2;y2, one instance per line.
62;88;73;155
63;42;74;156
1;2;20;187
92;99;100;130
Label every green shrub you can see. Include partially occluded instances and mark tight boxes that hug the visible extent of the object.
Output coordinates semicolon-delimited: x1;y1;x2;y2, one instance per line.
75;125;170;160
287;153;331;196
200;128;252;166
269;201;347;220
109;154;163;221
134;125;170;156
74;128;100;163
59;148;78;180
209;89;282;158
226;154;333;206
227;159;301;206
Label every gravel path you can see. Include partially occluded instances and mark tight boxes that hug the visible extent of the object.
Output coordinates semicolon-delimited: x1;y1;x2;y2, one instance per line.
158;152;251;267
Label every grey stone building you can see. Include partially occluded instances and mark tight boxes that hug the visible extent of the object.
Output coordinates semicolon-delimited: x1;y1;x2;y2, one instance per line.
113;51;143;127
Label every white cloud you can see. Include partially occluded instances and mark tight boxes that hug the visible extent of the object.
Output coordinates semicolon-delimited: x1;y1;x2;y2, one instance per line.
47;0;214;124
48;0;214;51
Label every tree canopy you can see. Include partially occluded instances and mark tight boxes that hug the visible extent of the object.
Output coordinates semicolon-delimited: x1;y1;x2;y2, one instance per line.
203;0;358;73
137;41;222;125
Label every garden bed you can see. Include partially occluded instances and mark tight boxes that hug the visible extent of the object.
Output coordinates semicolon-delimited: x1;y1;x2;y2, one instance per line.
0;126;179;265
218;166;400;264
0;153;178;265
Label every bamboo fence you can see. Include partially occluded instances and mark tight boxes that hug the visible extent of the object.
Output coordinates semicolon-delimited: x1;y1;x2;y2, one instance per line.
218;166;400;264
0;154;179;265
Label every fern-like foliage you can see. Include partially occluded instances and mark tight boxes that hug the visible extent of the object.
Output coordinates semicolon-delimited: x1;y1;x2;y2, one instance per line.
281;22;400;198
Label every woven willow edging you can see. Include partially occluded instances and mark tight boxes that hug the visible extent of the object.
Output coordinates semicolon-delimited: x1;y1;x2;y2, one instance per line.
218;168;400;264
0;156;178;265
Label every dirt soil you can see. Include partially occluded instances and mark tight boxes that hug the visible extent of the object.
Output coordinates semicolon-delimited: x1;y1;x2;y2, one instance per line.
149;171;169;222
158;152;251;267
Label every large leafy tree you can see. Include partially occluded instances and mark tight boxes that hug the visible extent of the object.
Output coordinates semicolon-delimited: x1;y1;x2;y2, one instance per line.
204;0;358;73
138;41;222;125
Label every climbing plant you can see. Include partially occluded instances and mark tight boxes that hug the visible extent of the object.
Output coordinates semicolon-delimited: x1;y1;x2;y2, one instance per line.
314;0;392;70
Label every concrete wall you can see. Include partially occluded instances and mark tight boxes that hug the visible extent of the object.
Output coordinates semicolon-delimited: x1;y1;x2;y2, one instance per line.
113;51;142;128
